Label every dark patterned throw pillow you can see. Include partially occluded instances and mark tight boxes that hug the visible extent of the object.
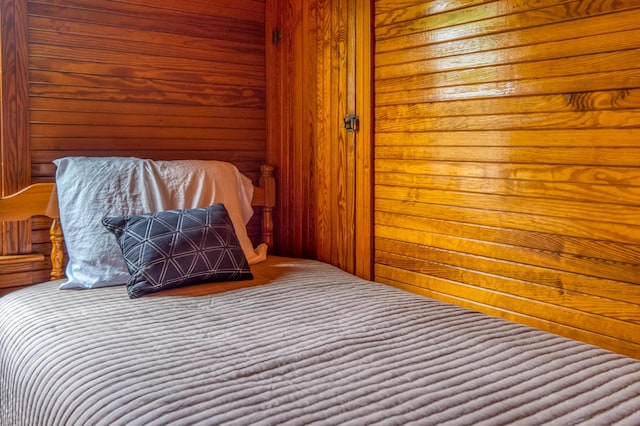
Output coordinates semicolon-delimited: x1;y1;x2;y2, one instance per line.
102;204;253;298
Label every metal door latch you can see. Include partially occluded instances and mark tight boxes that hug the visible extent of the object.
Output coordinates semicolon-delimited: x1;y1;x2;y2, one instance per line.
343;114;360;133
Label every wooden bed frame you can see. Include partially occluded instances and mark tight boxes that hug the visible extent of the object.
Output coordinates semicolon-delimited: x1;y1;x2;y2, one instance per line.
0;164;275;281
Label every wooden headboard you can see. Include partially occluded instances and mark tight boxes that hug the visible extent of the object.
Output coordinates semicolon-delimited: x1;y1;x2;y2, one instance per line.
0;164;275;282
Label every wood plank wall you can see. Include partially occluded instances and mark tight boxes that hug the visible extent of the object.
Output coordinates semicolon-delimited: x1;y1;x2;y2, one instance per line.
28;0;265;180
268;0;359;271
373;0;640;358
265;0;317;259
1;0;266;288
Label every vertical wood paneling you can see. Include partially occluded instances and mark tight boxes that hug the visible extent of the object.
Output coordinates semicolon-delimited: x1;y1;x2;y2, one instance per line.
268;0;308;257
315;0;331;260
302;0;318;260
1;0;31;258
374;0;640;358
269;0;370;274
327;0;351;270
354;0;372;279
265;0;283;250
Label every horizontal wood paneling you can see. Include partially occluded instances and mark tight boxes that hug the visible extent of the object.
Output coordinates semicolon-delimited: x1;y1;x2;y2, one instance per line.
374;0;640;358
375;265;640;358
27;0;265;181
1;0;266;287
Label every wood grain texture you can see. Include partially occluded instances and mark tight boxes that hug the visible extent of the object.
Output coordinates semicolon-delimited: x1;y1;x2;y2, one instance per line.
355;0;373;279
26;0;265;177
375;268;640;359
266;0;305;257
1;0;31;259
1;0;267;286
374;1;640;358
268;0;371;275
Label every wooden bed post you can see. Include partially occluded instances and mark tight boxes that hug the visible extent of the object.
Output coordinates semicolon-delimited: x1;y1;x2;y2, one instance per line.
49;218;65;280
260;164;276;248
0;183;64;282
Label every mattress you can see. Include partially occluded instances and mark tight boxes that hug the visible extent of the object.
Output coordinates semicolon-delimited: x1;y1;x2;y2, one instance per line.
1;256;639;426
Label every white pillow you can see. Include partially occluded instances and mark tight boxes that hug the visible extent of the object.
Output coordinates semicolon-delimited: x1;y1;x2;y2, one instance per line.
54;157;267;289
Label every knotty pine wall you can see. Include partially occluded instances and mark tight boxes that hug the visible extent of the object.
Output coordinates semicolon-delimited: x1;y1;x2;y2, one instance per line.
1;0;266;288
373;1;640;358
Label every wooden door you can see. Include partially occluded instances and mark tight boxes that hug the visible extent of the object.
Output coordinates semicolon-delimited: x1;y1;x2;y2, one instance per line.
266;0;372;278
354;0;372;279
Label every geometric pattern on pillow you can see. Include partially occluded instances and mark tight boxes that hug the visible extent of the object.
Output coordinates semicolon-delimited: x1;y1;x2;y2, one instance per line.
102;204;253;298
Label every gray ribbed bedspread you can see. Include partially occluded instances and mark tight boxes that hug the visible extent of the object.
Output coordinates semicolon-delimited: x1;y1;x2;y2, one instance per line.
1;256;639;425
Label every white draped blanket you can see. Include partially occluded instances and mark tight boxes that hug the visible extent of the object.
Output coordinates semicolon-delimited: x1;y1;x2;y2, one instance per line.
2;257;640;425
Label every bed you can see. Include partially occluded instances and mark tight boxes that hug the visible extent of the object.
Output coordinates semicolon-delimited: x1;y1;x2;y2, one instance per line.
1;158;640;426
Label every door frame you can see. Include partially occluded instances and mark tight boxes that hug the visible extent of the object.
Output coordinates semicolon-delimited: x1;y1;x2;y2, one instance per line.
354;0;373;279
